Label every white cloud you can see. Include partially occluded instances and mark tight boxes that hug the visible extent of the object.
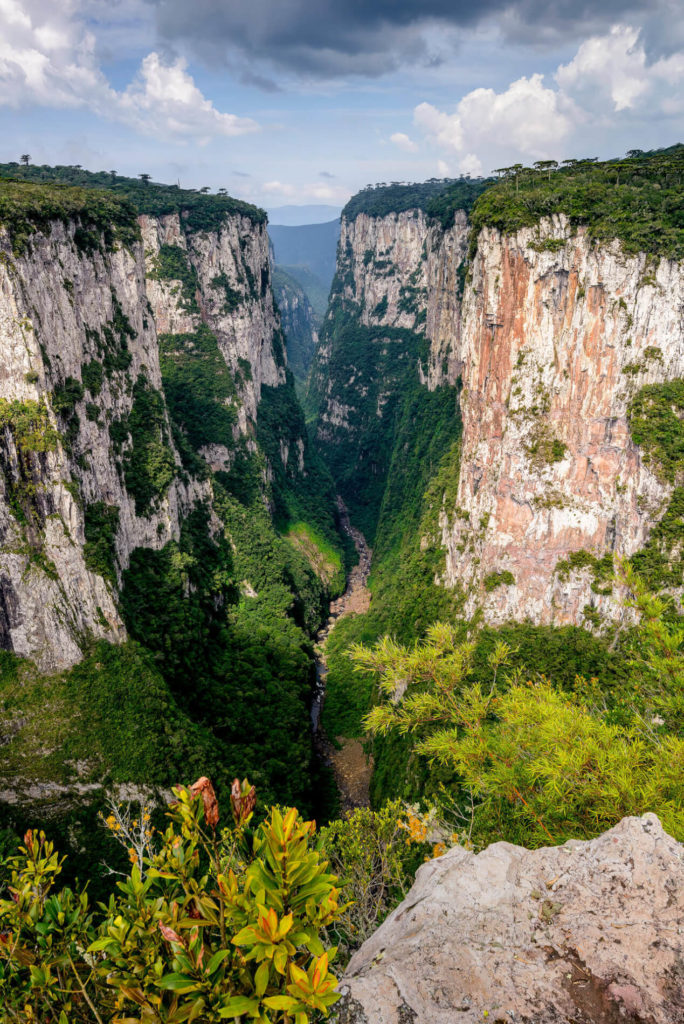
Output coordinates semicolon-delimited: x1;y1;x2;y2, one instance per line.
458;152;483;176
0;0;259;142
411;25;684;172
415;74;576;161
119;54;259;143
262;180;297;196
556;24;684;113
436;159;450;176
556;25;647;111
390;131;418;152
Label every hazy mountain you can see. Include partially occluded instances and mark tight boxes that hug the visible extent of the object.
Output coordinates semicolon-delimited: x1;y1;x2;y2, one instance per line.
268;218;341;290
267;204;342;225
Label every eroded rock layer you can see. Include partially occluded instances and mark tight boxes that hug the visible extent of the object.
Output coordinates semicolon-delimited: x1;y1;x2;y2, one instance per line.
443;217;684;625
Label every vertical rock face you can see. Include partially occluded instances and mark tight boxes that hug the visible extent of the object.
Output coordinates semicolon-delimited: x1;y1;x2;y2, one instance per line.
308;206;468;539
271;266;319;384
140;212;284;435
0;197;296;671
0;219;201;669
317;209;468;387
442;217;684;625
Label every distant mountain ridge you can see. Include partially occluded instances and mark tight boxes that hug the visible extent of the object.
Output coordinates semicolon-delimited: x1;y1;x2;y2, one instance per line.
268;219;341;291
267;204;342;226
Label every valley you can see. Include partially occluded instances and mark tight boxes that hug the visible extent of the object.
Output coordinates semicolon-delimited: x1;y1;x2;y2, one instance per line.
0;147;682;1023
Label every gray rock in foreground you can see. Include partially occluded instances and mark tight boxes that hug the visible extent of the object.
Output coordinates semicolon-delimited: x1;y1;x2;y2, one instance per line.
335;814;683;1023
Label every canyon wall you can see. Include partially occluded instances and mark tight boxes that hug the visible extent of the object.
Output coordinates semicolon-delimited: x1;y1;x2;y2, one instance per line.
0;188;306;671
308;206;467;538
442;217;684;626
313;190;683;627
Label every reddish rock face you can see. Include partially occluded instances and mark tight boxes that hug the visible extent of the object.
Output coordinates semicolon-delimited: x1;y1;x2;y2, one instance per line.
441;217;684;626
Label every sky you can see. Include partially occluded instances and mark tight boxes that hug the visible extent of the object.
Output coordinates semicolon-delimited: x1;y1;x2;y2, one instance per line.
0;0;683;210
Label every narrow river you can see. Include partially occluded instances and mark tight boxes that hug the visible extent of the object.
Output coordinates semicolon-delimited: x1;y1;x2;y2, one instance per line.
311;497;373;810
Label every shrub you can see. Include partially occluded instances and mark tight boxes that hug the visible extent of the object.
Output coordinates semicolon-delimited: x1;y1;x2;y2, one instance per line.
0;778;342;1023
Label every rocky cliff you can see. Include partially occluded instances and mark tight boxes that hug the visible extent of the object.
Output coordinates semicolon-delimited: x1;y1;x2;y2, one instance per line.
311;160;684;629
336;814;684;1024
307;195;473;541
0;206;201;670
442;217;684;626
0;177;328;671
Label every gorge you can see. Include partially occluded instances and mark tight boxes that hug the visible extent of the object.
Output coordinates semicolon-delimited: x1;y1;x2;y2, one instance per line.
0;151;681;1022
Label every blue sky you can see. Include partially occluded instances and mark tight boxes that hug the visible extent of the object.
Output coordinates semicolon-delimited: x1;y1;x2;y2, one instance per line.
0;0;682;209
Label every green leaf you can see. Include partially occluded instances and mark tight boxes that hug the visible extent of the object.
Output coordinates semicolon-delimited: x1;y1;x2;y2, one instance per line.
263;995;299;1010
157;972;200;993
206;947;232;974
218;996;260;1018
255;960;270;997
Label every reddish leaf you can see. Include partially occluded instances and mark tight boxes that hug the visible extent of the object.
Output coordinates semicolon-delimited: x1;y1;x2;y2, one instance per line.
190;777;220;829
158;921;186;946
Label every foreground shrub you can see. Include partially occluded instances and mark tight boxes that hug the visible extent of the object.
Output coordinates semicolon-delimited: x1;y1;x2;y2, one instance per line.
0;778;342;1023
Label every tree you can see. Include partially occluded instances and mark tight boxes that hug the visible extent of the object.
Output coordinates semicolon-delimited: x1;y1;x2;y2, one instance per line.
357;609;684;849
20;154;30;166
138;172;151;185
110;169;117;180
199;185;211;194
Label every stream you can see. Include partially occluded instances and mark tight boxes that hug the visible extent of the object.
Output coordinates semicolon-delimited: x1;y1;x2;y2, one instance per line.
311;497;373;810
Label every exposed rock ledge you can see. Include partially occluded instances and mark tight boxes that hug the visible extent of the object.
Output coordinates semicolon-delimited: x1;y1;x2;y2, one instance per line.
335;814;683;1023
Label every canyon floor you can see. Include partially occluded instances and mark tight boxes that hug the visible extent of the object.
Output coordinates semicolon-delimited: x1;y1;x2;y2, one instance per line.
313;498;373;811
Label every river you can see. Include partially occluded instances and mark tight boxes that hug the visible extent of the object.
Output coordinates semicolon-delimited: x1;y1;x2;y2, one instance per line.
311;497;373;810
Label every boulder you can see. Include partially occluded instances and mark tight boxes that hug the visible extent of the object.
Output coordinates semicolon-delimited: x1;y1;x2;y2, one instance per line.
335;814;683;1023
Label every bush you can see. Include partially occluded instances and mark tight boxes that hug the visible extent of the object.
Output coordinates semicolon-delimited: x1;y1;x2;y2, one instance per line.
0;779;342;1023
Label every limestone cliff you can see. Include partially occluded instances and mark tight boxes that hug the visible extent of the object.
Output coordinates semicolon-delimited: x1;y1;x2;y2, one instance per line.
0;181;310;671
308;201;469;539
441;217;684;626
0;214;203;670
312;168;684;628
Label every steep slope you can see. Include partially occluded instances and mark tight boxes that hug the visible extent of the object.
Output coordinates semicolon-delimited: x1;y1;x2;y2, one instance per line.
0;175;344;869
271;265;319;387
0;182;201;671
309;152;684;804
308;179;486;543
446;215;684;627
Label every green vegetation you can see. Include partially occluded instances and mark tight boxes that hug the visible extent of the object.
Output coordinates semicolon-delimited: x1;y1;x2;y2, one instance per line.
256;377;349;565
343;177;489;223
628;378;684;483
0;178;140;256
110;374;176;516
147;243;200;313
555;549;614;595
211;271;244;313
159;325;238;457
361;593;684;849
0;783;341;1023
483;570;515;592
81;359;103;396
0;162;266;229
0;397;59;455
470;145;684;261
83;502;120;585
272;266;319;386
